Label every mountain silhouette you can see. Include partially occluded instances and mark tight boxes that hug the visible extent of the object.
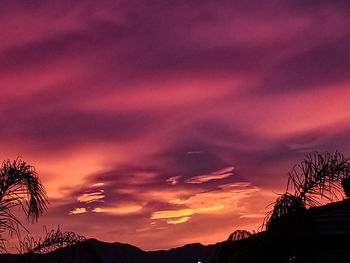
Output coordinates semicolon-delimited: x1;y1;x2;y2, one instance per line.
0;239;221;263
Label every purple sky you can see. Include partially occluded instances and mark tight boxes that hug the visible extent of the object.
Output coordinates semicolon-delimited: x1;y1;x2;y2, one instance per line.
1;0;350;250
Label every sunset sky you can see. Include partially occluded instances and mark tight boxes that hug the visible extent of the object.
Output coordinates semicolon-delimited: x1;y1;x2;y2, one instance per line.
1;0;350;251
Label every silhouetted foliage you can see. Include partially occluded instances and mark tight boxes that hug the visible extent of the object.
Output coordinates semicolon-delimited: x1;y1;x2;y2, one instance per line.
341;176;350;197
0;159;89;262
0;159;48;251
227;230;251;242
266;151;350;230
18;226;85;255
264;193;306;230
13;226;86;263
286;151;350;206
213;151;350;263
212;230;253;263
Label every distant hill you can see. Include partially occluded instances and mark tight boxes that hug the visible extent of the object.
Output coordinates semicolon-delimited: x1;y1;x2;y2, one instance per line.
0;238;221;263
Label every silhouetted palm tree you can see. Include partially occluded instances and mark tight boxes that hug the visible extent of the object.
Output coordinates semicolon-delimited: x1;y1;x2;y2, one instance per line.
263;151;350;262
18;226;85;255
266;151;350;229
0;159;87;262
14;226;87;263
0;159;48;251
213;151;350;263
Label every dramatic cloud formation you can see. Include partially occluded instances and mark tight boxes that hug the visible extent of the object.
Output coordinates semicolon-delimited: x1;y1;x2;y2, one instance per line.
1;0;350;251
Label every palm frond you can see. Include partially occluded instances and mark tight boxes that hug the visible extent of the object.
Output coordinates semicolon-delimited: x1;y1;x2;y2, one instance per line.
227;230;251;242
264;193;305;230
18;226;85;255
287;151;350;207
0;159;48;239
264;151;350;231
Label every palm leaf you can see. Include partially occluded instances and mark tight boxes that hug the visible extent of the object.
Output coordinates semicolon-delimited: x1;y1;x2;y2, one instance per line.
265;151;350;230
18;226;85;255
287;151;350;207
0;159;48;250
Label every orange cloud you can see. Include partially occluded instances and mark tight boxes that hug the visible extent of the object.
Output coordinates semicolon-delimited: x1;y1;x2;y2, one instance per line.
166;217;191;224
151;209;194;219
92;204;142;215
151;182;259;225
77;190;105;203
69;207;87;215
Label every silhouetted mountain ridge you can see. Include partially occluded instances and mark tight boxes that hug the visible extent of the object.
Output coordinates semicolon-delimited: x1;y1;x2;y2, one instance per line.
0;238;221;263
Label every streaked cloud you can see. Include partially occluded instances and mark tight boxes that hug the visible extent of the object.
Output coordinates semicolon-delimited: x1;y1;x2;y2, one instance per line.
239;213;265;219
152;209;194;220
69;207;87;215
185;167;234;184
151;182;258;225
167;217;191;225
92;182;105;187
77;190;105;203
166;176;181;185
92;204;142;215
